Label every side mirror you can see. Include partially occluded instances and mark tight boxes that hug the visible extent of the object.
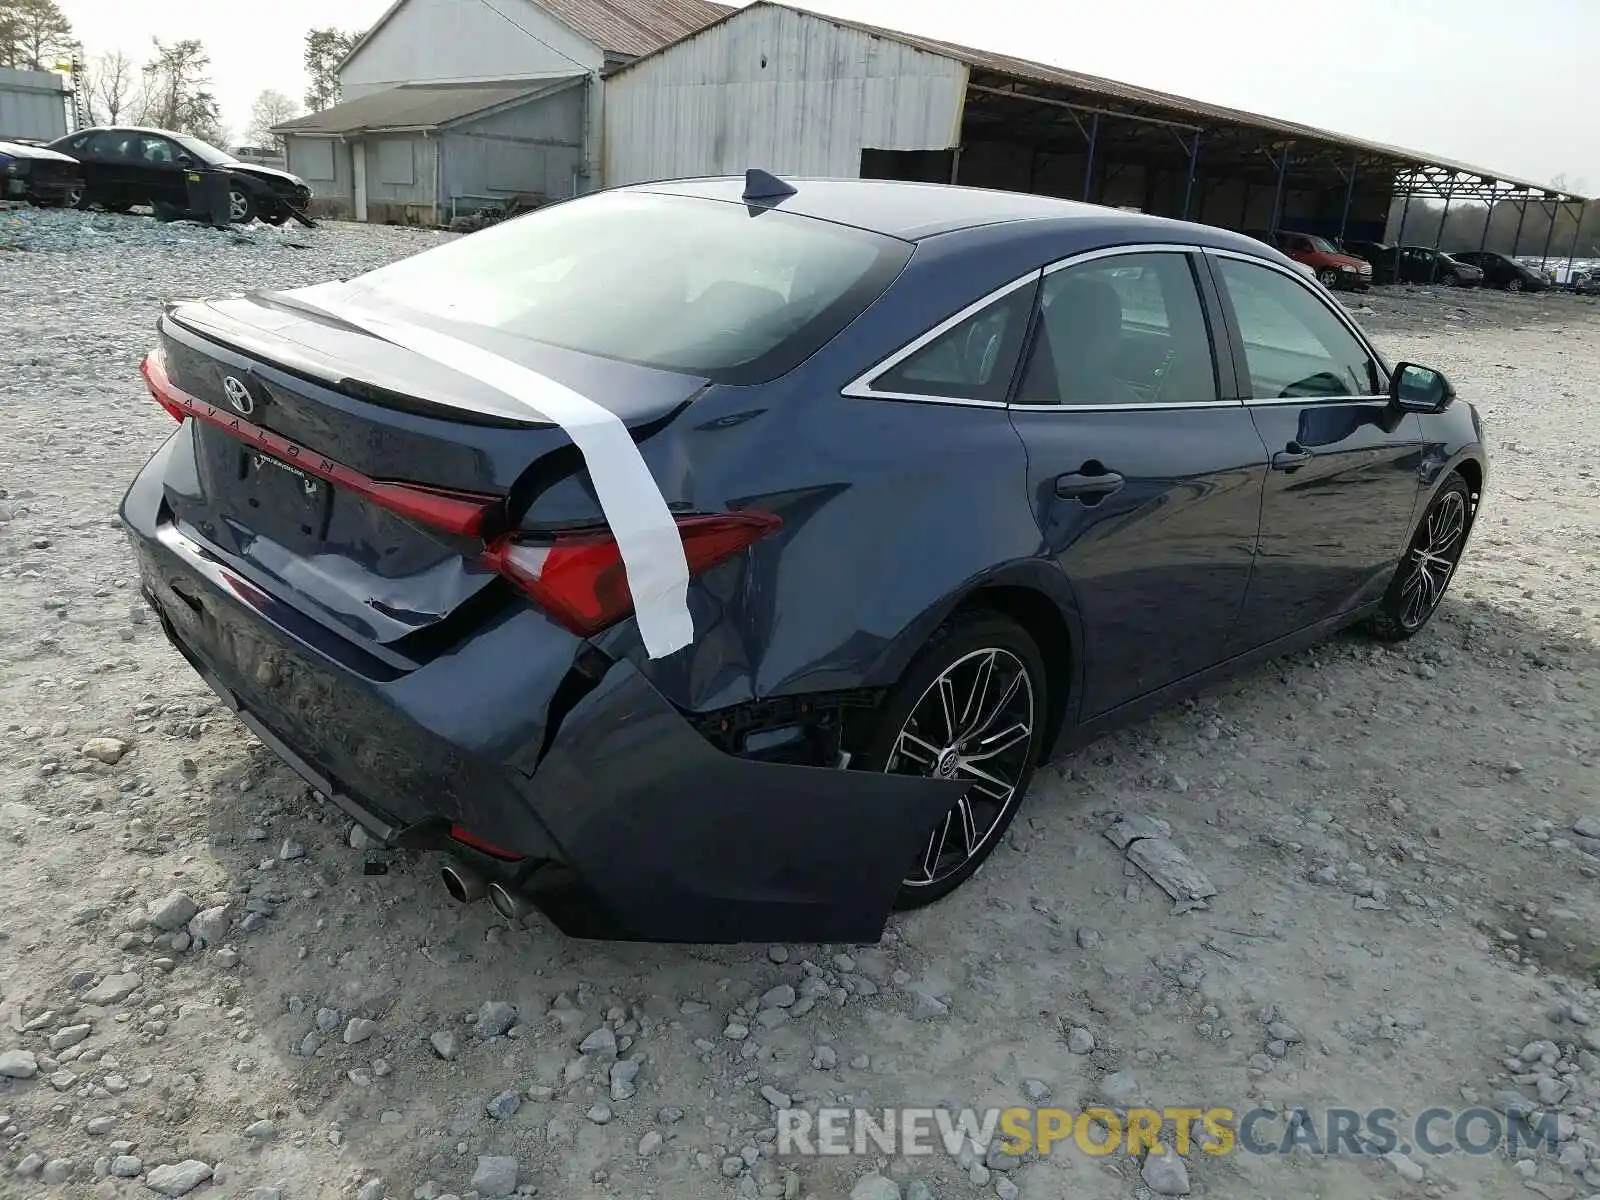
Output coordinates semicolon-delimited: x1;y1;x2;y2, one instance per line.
176;153;193;167
1390;362;1455;414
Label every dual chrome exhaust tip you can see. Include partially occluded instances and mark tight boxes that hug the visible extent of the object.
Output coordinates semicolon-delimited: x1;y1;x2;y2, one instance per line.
440;861;525;921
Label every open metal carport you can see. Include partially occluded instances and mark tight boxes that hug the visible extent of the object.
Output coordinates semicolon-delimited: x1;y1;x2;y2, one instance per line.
603;2;1587;269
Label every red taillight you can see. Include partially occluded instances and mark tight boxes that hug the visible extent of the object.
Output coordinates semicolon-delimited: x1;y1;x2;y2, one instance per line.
484;512;780;637
448;824;522;860
137;347;496;537
142;350;187;422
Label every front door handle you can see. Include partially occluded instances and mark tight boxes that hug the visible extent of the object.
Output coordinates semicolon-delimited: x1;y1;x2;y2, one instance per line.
1271;443;1314;472
1055;468;1125;502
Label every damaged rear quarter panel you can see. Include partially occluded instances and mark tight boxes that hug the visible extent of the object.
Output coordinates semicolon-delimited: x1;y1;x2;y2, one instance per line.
530;658;969;942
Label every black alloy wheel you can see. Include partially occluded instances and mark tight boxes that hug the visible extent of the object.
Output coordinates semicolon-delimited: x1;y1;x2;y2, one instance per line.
1366;475;1473;641
860;614;1047;908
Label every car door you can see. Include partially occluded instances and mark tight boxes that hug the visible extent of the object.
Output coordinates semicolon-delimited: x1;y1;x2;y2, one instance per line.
1204;249;1424;648
1005;247;1268;719
133;134;190;208
79;130;133;204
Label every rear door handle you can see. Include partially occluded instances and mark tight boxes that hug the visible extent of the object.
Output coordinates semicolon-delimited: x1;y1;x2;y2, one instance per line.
1054;469;1125;501
1271;444;1314;472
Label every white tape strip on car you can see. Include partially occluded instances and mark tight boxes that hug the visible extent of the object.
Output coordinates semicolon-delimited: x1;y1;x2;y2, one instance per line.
293;299;693;659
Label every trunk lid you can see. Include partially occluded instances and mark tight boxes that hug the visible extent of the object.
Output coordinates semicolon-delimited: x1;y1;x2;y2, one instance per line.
155;291;705;652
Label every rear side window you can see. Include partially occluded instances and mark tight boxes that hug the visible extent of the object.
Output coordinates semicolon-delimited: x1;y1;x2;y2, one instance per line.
1016;252;1219;407
868;284;1036;403
345;192;913;384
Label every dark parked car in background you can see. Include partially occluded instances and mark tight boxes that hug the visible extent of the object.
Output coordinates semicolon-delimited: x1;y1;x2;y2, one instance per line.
1449;250;1550;292
1368;245;1484;287
122;175;1487;943
44;126;311;224
0;139;83;207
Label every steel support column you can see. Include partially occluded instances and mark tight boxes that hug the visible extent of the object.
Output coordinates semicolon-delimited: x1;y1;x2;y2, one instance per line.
1478;195;1494;253
1433;189;1453;252
1538;201;1557;268
1511;196;1529;256
1337;154;1357;243
1565;201;1588;280
1268;145;1290;235
1181;132;1200;220
1081;113;1099;203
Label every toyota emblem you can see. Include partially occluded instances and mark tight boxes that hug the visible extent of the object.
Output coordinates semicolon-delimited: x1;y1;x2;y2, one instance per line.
222;376;254;416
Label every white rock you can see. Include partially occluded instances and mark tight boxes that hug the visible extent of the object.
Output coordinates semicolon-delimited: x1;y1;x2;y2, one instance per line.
850;1174;902;1200
470;1156;518;1199
1141;1148;1191;1195
81;737;128;764
145;1160;213;1196
344;1017;378;1044
0;1048;39;1078
147;892;198;932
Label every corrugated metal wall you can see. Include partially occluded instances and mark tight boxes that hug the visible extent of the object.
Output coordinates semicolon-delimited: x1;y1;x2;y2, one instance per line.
0;67;69;142
363;134;438;212
285;136;355;214
441;86;585;208
341;0;602;99
604;5;967;186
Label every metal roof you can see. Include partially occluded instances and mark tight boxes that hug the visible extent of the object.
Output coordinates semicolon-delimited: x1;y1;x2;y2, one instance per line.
340;0;731;72
274;77;581;135
611;1;1584;201
538;0;732;57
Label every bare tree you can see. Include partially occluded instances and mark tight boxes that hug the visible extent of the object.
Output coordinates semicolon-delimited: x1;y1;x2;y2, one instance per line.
0;0;74;70
245;88;301;152
304;27;359;111
132;38;225;145
82;49;136;125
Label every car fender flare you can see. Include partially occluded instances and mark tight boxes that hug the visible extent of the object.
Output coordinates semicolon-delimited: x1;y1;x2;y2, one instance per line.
1411;447;1486;543
863;556;1086;746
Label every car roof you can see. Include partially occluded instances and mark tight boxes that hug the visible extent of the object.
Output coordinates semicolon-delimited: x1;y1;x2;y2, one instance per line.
627;176;1264;248
66;126;194;138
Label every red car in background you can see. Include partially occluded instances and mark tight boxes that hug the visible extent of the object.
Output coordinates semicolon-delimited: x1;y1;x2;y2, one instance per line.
1250;229;1374;290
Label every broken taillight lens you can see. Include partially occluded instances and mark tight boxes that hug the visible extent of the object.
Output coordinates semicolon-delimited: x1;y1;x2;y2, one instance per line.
483;513;781;637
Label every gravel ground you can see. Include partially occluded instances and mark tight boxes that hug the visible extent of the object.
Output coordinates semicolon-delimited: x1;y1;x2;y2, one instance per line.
2;207;1600;1200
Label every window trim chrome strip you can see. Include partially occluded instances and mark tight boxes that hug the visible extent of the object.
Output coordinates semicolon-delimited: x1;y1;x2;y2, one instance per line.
842;242;1224;409
839;271;1042;402
840;241;1393;413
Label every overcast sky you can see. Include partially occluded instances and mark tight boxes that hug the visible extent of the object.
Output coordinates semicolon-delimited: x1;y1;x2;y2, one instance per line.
55;0;1597;191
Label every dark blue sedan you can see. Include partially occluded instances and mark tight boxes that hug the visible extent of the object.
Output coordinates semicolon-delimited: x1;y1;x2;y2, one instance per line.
121;172;1488;943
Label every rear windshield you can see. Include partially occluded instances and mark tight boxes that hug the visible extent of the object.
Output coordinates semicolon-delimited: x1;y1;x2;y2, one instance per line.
343;191;913;384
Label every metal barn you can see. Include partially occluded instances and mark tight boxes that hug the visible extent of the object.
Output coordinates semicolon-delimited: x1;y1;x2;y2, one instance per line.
277;77;587;224
0;67;69;142
604;2;1582;247
279;0;728;219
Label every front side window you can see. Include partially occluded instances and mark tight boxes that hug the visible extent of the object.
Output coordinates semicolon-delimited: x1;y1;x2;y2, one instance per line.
87;130;135;159
868;283;1036;402
1016;252;1219;406
1214;257;1378;399
342;191;914;384
139;136;178;165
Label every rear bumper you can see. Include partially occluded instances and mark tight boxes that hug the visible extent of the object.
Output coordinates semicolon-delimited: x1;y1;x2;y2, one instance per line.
121;439;963;943
6;175;76;202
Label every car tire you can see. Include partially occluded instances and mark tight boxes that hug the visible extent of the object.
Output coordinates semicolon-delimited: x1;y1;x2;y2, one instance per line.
1440;272;1458;286
260;209;289;226
1316;268;1340;288
1506;277;1524;293
1363;474;1474;643
856;612;1049;910
227;185;256;224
